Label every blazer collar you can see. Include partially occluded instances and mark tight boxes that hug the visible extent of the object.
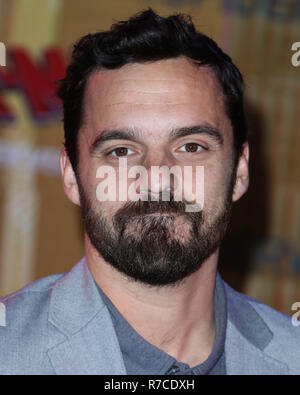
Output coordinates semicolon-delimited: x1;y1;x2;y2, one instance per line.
47;257;126;374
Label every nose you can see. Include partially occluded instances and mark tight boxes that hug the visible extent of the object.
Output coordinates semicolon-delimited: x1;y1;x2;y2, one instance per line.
134;163;177;201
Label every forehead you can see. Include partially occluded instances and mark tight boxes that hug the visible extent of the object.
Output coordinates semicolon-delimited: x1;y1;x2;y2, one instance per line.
81;57;231;139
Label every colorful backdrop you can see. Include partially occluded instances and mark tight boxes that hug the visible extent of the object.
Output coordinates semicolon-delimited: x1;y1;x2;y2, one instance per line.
0;0;299;315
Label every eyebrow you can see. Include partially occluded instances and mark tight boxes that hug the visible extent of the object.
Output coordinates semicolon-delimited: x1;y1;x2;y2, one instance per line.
90;123;223;153
169;124;224;146
90;128;142;153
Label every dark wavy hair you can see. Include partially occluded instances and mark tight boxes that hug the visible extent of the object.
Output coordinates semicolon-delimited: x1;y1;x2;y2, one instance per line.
57;8;247;173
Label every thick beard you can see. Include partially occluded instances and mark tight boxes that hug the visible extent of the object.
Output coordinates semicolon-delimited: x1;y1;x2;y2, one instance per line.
78;175;235;287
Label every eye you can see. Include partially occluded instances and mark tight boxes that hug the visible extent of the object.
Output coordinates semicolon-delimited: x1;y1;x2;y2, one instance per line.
177;143;204;153
109;147;135;157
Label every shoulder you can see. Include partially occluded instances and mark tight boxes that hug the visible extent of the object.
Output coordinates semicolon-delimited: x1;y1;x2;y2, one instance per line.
224;281;298;332
223;281;300;373
0;272;64;318
0;272;65;374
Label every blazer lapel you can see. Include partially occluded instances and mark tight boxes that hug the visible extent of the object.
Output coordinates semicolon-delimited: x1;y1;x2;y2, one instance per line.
223;280;289;375
47;257;126;375
225;320;289;375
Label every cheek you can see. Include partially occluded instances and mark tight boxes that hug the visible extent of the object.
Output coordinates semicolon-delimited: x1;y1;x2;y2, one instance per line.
79;166;99;203
93;173;127;214
202;164;233;210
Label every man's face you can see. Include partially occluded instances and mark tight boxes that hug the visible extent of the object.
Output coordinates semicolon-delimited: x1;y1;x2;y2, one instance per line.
74;57;239;286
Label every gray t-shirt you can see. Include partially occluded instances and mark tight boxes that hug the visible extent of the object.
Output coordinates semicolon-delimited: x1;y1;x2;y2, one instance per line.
96;273;227;375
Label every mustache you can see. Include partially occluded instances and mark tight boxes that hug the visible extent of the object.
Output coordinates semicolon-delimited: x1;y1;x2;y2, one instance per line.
114;193;203;224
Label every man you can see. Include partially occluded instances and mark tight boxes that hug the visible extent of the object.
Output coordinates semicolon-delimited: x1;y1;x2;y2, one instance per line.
0;9;299;375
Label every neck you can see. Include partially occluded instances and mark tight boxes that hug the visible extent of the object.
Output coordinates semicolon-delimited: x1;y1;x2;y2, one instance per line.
85;235;218;367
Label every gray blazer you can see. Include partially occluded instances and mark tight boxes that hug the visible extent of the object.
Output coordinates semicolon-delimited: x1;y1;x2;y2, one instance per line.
0;257;299;375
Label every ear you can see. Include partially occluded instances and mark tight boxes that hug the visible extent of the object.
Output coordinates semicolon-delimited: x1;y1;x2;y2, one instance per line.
232;142;249;202
60;147;81;206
